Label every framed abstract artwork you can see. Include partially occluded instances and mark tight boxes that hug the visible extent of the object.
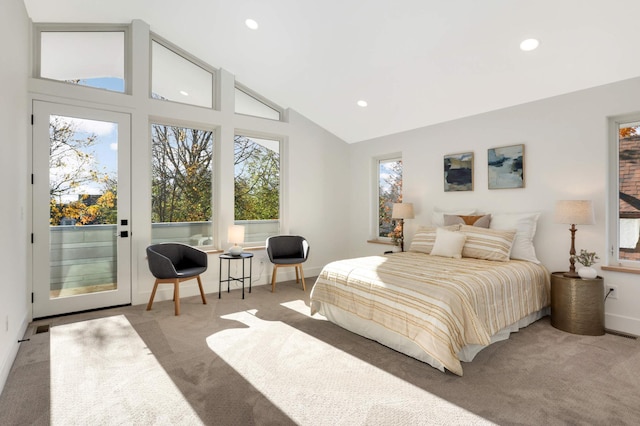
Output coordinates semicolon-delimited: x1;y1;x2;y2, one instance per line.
444;152;473;192
488;144;524;189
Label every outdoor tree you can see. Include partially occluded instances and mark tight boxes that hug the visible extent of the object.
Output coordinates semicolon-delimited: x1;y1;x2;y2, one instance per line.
151;125;213;223
378;160;403;237
619;126;639;139
49;115;99;201
49;116;116;225
234;135;280;221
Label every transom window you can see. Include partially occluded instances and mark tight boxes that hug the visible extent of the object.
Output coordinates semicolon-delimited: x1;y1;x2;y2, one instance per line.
151;39;215;108
38;29;126;93
235;85;282;120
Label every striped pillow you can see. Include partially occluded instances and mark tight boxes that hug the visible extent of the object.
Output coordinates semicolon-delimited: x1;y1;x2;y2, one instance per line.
459;225;516;261
409;225;460;254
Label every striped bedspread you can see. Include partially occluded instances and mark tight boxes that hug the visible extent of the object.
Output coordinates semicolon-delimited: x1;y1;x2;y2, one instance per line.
310;252;550;375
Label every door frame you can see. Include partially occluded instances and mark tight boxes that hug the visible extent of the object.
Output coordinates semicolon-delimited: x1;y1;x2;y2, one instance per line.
31;100;132;318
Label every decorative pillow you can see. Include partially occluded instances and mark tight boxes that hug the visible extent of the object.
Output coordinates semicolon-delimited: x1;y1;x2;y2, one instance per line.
443;214;491;228
489;212;541;263
431;207;476;227
408;225;461;254
431;227;467;259
459;225;516;262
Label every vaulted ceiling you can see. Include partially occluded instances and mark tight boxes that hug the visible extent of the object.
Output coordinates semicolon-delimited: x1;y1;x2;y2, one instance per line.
22;0;640;143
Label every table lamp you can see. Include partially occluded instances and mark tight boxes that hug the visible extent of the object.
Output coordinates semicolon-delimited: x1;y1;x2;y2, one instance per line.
228;225;245;256
554;200;595;278
391;203;414;252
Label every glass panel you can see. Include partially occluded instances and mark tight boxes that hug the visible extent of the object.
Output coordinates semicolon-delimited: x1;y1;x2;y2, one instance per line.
618;122;640;262
151;124;214;246
151;41;213;108
40;31;125;93
234;135;280;242
235;87;281;120
49;115;119;298
378;159;403;238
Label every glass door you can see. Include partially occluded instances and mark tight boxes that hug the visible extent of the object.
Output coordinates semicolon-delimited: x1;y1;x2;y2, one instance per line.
32;101;131;318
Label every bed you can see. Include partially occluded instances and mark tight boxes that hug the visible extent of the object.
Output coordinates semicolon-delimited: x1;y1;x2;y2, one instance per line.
310;222;550;376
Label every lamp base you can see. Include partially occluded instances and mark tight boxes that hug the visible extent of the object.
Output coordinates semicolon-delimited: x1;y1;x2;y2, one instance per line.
229;245;243;256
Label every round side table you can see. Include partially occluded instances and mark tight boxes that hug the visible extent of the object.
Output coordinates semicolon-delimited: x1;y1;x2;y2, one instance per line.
550;271;604;336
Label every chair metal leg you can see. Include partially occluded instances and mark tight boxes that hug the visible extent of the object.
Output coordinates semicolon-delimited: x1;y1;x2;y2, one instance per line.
146;280;160;311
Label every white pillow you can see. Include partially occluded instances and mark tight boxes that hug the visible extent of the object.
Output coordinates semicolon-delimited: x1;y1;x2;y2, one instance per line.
431;227;467;259
408;225;461;254
489;212;541;263
432;207;476;227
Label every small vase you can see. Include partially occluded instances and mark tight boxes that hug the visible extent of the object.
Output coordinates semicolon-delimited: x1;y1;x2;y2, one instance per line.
578;267;597;279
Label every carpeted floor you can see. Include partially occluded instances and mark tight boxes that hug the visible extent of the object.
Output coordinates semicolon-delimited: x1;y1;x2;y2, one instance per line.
1;278;639;425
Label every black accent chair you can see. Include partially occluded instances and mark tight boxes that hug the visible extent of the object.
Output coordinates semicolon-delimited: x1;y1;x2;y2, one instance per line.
266;235;309;292
146;243;208;315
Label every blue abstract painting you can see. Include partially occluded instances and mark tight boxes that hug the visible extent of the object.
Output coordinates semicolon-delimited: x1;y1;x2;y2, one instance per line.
488;144;524;189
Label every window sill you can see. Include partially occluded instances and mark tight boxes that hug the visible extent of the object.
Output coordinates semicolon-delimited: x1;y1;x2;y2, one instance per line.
601;265;640;275
367;239;395;246
203;246;266;255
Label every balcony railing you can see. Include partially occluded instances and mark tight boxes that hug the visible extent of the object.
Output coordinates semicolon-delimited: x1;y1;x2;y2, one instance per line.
50;220;279;290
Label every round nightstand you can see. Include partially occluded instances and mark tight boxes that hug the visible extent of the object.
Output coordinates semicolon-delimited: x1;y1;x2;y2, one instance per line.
550;272;604;336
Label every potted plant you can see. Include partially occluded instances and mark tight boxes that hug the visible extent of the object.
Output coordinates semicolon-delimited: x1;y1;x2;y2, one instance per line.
575;249;599;279
388;224;404;251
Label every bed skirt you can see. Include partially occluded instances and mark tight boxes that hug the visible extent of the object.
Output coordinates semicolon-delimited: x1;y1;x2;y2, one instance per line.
314;301;549;373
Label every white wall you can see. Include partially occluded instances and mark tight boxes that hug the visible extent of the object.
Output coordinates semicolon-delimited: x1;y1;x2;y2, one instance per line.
348;76;640;336
287;109;351;275
0;0;30;394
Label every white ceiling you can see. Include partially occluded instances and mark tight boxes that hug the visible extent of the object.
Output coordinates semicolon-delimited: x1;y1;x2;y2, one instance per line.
22;0;640;143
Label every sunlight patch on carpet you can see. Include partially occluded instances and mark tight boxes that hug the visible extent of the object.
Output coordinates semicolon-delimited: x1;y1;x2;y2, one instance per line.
207;310;492;425
51;315;203;425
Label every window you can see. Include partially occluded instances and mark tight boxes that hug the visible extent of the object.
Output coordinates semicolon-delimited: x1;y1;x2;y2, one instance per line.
377;157;403;239
38;29;126;93
151;39;215;108
610;117;640;266
234;134;281;243
151;123;214;246
235;85;282;120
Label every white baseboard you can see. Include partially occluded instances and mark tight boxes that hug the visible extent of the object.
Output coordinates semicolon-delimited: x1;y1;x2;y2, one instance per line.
605;313;640;337
0;312;30;395
133;266;322;306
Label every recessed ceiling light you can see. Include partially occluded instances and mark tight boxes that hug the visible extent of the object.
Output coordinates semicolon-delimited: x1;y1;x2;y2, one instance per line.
245;19;259;30
179;90;189;96
520;38;540;52
357;100;368;107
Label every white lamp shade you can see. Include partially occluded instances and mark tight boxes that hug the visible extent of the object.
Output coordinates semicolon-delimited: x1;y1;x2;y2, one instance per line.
392;203;414;219
228;225;245;244
554;200;595;225
228;225;245;255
